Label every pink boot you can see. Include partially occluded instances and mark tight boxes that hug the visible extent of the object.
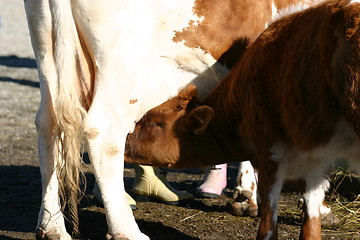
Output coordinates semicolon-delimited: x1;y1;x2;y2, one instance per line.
196;164;227;198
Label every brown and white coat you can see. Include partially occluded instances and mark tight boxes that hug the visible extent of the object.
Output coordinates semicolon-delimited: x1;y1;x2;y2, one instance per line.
24;0;306;239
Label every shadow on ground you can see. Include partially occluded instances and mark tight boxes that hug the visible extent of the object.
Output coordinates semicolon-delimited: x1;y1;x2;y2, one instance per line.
0;166;41;233
0;56;36;68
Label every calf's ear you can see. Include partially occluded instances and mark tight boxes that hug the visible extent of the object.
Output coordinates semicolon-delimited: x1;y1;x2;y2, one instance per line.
182;106;214;134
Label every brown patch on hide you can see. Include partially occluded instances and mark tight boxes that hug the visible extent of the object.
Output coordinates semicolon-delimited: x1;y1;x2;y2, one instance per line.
237;173;243;186
129;99;138;104
250;181;255;192
84;128;99;139
173;0;274;59
274;0;302;9
106;146;120;157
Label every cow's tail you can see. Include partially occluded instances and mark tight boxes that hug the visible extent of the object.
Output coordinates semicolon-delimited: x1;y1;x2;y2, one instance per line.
49;0;87;237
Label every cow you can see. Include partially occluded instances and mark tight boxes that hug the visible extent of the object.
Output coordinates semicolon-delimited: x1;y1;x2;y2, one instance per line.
125;0;360;239
23;0;308;239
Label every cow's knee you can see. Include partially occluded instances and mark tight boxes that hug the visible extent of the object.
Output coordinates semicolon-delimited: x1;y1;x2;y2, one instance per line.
35;104;56;135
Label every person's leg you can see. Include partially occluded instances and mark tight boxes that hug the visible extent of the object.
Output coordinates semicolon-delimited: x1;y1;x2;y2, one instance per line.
196;163;227;198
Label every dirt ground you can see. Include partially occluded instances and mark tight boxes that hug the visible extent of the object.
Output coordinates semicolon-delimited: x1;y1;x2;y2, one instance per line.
0;1;359;240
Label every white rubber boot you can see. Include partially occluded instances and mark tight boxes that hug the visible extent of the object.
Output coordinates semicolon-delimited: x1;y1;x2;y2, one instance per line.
132;165;193;205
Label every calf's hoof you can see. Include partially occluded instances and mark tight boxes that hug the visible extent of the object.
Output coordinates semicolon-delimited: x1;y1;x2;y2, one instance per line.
230;189;258;217
248;204;259;217
229;200;258;217
230;201;250;216
321;212;340;226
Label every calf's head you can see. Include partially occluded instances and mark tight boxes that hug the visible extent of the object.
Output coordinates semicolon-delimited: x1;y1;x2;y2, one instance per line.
125;85;215;168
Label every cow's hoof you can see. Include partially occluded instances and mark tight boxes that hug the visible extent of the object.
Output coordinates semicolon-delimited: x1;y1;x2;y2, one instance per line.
248;204;259;217
321;211;340;226
36;228;60;240
230;201;250;216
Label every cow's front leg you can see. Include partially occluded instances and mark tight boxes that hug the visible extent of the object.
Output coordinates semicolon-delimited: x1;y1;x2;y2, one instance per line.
84;103;149;240
256;154;284;240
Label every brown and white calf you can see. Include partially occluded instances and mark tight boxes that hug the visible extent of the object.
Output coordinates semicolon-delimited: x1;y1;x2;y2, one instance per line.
231;161;340;226
126;0;360;239
24;0;307;239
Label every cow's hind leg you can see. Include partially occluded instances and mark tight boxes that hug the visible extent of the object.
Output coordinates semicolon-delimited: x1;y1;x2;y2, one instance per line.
25;0;71;239
35;103;71;240
299;177;329;240
84;99;149;240
72;2;152;237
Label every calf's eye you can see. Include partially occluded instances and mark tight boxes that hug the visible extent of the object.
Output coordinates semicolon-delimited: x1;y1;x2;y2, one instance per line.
148;122;164;128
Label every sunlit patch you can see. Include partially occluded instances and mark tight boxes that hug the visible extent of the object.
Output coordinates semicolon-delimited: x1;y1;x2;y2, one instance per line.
271;0;327;23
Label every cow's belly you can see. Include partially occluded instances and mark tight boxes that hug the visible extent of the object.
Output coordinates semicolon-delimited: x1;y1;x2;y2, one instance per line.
270;119;360;180
74;0;224;123
135;45;222;120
